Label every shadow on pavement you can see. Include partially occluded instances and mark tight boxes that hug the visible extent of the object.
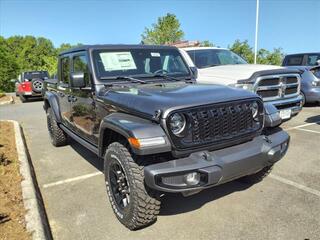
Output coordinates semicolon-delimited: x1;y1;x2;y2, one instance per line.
304;114;320;124
160;181;251;216
69;139;103;171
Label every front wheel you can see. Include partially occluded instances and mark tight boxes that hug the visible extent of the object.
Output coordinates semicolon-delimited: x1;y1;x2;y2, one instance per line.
46;108;68;147
104;142;161;230
238;165;273;184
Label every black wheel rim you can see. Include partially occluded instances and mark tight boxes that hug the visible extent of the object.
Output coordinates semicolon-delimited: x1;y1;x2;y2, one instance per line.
108;160;130;211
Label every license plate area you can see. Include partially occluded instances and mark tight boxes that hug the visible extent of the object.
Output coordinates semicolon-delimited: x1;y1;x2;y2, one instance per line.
279;109;291;120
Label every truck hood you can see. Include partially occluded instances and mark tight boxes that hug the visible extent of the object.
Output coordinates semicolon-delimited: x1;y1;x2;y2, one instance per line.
197;64;285;85
98;82;258;119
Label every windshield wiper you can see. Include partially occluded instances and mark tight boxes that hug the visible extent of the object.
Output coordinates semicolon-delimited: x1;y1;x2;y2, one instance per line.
150;73;182;82
100;76;146;84
151;73;195;84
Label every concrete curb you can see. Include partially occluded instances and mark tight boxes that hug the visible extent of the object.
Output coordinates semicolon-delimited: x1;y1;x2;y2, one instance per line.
8;120;52;240
0;96;14;105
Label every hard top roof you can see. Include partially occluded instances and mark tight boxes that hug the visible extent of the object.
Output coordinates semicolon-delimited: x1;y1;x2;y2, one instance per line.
285;52;320;57
182;47;228;51
59;44;178;56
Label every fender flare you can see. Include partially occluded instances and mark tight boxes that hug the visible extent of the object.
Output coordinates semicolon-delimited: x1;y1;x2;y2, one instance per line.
98;113;171;156
44;92;62;123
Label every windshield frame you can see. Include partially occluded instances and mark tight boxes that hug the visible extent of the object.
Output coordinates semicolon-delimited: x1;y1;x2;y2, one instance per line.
90;47;192;83
186;48;248;69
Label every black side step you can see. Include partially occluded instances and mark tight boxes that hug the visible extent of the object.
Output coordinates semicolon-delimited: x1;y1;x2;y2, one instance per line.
60;125;99;155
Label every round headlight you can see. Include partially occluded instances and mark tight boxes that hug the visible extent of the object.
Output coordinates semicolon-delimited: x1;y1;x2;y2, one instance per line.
251;101;259;120
169;113;186;136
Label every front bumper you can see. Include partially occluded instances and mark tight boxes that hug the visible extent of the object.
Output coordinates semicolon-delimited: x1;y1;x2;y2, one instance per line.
267;95;303;118
305;87;320;103
144;130;289;193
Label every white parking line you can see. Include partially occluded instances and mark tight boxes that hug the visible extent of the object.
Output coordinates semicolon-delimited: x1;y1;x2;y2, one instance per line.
285;121;320;131
295;128;320;134
269;174;320;198
43;172;102;189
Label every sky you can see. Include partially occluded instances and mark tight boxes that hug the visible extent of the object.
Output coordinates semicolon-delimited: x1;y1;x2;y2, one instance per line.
0;0;319;54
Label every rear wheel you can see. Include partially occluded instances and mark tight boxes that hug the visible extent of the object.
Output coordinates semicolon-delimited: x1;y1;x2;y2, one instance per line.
104;142;161;230
238;165;273;184
46;108;68;147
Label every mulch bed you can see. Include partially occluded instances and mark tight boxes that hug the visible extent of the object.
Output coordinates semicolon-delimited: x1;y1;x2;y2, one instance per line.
0;121;30;240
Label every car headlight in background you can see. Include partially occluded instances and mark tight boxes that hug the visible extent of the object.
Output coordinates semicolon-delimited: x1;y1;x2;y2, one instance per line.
250;101;259;121
311;80;320;87
233;83;254;91
169;113;186;136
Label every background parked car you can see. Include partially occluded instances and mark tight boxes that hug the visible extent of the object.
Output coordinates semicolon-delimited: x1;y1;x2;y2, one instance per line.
177;44;303;122
14;71;48;102
282;53;320;105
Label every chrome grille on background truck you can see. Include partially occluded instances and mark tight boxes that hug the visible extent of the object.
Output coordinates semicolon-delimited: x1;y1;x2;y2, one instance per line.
167;99;263;150
255;74;300;101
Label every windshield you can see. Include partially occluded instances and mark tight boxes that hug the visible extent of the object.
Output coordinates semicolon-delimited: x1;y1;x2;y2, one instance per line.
23;71;49;80
186;49;247;69
92;48;190;80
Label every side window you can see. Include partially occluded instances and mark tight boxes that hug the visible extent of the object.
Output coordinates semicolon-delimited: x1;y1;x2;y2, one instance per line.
73;55;90;86
61;57;70;84
285;56;303;66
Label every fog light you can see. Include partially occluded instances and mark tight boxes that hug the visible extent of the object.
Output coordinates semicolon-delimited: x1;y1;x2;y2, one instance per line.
184;172;200;186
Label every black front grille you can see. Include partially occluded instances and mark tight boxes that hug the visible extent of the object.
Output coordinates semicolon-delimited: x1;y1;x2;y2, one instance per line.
167;100;263;150
258;78;280;86
257;89;279;98
285;86;298;95
286;76;298;84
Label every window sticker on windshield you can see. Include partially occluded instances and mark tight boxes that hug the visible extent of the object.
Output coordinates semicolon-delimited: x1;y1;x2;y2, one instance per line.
151;52;160;57
100;52;137;71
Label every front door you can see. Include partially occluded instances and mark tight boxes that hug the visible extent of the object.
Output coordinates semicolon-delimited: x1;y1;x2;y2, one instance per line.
69;52;98;145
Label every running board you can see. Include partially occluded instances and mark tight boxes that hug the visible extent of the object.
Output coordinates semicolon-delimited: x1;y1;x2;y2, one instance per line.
60;125;99;155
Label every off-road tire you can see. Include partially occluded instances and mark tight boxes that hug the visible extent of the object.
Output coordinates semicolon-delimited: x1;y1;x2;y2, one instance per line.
19;95;27;103
238;165;273;184
46;108;68;147
104;142;161;230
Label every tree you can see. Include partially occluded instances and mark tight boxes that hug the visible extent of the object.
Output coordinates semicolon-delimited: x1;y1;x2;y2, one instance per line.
263;48;284;66
229;39;254;63
200;40;215;47
141;13;184;45
0;37;19;92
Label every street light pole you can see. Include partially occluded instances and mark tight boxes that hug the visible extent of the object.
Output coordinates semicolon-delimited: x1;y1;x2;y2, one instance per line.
254;0;259;64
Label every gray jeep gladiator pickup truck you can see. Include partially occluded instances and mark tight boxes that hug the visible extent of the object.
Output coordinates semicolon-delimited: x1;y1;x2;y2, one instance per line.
43;44;289;230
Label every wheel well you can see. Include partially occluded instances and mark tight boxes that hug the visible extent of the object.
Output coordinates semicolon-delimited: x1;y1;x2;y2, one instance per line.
101;128;129;156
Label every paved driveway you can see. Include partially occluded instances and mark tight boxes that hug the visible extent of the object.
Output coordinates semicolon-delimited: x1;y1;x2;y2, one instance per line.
1;101;320;240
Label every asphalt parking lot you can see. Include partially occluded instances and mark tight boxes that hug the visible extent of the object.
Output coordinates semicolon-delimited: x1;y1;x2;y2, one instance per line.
0;101;319;240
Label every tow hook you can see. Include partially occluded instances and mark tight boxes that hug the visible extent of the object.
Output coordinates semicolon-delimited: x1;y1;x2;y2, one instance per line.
263;135;272;144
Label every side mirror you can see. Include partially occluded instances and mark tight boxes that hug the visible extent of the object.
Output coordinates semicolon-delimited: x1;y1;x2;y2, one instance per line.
71;72;86;88
190;66;198;79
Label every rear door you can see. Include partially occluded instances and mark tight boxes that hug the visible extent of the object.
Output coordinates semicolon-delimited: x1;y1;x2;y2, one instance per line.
57;55;73;128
